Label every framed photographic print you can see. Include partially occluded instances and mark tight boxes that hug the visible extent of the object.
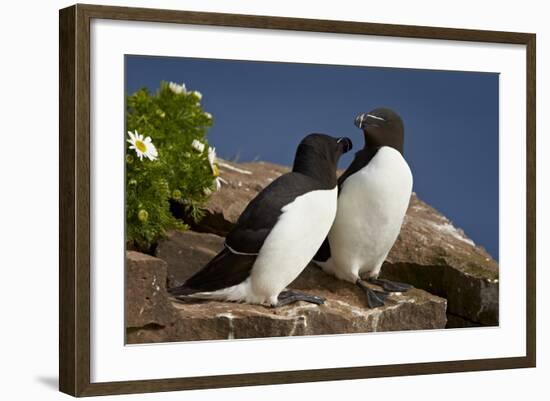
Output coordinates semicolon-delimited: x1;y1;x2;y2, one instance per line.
59;3;536;397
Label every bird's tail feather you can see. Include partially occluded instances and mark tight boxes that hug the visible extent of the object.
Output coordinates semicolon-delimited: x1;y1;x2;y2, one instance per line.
167;285;201;297
168;247;255;296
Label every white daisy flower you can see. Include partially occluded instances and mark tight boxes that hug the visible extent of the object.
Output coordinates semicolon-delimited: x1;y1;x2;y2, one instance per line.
207;146;217;171
208;146;222;191
192;90;203;101
204;112;212;120
127;130;158;161
204;178;222;195
191;139;205;153
168;81;186;95
214;177;222;191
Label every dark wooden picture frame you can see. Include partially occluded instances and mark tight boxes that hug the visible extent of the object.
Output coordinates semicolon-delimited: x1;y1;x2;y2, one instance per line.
59;3;536;397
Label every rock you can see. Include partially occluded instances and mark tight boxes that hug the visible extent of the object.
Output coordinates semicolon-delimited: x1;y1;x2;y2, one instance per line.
161;279;447;342
185;160;499;327
445;313;482;328
155;230;224;288
125;251;176;329
380;195;499;326
127;230;448;344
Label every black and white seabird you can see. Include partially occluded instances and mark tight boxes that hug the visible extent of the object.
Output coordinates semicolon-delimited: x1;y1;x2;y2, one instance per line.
314;108;413;308
169;133;353;307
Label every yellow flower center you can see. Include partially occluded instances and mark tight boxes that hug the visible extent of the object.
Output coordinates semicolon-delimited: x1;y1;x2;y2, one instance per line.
138;209;149;222
135;140;147;153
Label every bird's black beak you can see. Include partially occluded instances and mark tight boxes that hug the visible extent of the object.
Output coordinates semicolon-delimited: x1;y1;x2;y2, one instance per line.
355;112;384;130
337;137;353;153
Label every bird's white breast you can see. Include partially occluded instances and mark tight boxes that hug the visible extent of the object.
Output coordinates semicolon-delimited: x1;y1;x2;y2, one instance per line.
327;146;412;282
249;186;338;304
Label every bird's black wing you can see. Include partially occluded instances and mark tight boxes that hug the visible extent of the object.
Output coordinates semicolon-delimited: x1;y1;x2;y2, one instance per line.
170;247;256;293
314;237;332;262
314;148;379;262
225;172;324;254
171;172;325;293
337;147;379;190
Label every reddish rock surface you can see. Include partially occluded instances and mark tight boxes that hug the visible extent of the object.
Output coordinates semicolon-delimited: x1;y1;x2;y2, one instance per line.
128;242;447;344
125;251;176;329
126;159;499;344
382;195;499;325
155;230;224;288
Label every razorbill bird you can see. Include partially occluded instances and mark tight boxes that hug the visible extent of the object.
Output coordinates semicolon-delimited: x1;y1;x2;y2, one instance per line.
314;108;413;308
169;133;353;307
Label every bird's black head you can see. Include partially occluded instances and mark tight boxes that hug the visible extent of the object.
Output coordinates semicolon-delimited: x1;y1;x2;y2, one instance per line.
293;133;353;188
354;107;404;154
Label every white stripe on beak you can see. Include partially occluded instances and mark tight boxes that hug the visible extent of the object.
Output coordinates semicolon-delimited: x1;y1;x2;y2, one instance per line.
367;114;385;121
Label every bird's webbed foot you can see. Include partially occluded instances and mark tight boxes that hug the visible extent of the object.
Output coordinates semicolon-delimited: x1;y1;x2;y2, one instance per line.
275;290;326;307
367;277;413;292
356;279;389;308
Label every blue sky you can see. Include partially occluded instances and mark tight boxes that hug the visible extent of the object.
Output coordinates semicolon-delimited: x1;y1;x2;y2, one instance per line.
126;56;499;260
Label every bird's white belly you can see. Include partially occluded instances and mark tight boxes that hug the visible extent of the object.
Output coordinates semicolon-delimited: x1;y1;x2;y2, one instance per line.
248;186;338;305
327;147;412;282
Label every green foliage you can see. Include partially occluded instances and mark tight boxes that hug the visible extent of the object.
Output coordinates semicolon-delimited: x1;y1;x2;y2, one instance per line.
126;81;217;250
